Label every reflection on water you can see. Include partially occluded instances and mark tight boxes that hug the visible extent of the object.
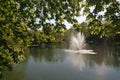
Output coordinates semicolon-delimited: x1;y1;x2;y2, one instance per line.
70;54;87;71
2;62;27;80
30;48;65;63
90;42;120;68
2;42;120;80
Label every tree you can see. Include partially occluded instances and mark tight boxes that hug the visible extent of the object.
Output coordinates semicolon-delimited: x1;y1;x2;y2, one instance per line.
34;0;119;38
29;0;81;31
0;0;81;71
0;0;120;76
0;0;33;73
83;0;120;38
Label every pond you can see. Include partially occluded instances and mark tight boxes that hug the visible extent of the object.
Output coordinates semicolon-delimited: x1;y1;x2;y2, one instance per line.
2;42;120;80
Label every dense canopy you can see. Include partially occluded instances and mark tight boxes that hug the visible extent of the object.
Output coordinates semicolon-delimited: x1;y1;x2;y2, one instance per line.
0;0;120;76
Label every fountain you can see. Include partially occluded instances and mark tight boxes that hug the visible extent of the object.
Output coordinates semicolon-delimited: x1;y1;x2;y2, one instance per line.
69;31;85;50
65;31;96;54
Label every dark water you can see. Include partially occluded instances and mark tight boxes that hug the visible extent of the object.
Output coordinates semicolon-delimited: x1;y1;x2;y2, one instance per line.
3;42;120;80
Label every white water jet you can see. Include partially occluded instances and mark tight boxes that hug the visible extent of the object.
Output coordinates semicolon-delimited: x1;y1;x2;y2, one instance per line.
69;31;85;50
65;31;96;54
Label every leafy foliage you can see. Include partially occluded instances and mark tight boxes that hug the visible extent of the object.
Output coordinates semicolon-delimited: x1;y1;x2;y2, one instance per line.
0;0;81;73
0;0;120;76
0;0;33;72
31;30;56;45
84;0;120;38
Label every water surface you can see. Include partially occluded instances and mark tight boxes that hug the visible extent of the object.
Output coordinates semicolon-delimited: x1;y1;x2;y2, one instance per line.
3;42;120;80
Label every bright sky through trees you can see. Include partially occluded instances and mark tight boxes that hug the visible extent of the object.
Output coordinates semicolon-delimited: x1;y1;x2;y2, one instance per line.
64;16;86;29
